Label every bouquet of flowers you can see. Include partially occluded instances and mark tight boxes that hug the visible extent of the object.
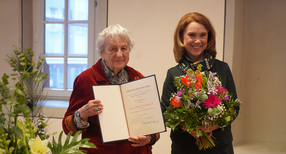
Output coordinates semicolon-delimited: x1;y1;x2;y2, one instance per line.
164;64;241;150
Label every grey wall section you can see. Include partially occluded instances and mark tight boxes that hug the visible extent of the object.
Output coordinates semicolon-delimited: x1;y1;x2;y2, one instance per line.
0;0;33;77
242;0;286;144
224;0;246;145
227;0;286;147
22;0;33;49
0;0;21;77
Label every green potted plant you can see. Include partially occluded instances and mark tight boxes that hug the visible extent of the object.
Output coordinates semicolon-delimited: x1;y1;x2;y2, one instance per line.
0;46;96;154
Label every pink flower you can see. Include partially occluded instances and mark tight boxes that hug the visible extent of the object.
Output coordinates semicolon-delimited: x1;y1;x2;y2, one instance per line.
203;94;222;108
177;90;185;97
224;95;229;100
216;86;227;95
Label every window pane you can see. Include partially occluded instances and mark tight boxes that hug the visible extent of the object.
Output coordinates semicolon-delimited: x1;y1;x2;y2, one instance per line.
68;0;88;21
45;0;65;21
45;58;64;89
68;23;88;56
45;23;64;55
67;58;87;89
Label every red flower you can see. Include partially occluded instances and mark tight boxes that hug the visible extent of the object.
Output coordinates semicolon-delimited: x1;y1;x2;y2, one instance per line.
203;94;222;108
181;75;191;86
196;74;203;83
195;82;202;90
171;97;181;108
194;74;203;90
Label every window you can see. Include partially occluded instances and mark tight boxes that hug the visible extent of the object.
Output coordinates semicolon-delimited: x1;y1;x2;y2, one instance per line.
44;0;89;89
33;0;107;99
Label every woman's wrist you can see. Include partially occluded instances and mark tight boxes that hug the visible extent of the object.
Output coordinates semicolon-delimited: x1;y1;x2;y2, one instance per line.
147;134;156;146
79;107;88;120
74;110;90;129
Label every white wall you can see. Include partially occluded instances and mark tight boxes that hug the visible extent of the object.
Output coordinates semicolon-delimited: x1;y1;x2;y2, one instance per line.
108;0;225;92
108;0;225;153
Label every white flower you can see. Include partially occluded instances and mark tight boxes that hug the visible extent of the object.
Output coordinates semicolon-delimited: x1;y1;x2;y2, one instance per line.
28;136;51;154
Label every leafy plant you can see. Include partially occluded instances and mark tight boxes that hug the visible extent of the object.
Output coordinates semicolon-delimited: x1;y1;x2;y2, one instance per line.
0;46;46;154
6;45;49;140
48;131;96;154
0;46;96;153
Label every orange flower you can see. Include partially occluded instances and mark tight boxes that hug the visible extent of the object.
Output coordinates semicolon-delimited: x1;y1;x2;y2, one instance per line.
181;75;191;86
171;97;181;108
196;74;203;83
195;82;202;90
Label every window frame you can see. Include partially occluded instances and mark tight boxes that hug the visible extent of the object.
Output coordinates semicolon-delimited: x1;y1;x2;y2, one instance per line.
33;0;107;99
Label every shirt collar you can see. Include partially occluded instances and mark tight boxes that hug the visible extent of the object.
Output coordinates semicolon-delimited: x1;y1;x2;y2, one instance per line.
100;59;129;84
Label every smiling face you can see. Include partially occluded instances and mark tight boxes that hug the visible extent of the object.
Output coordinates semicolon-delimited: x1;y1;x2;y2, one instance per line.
182;22;208;62
100;35;130;74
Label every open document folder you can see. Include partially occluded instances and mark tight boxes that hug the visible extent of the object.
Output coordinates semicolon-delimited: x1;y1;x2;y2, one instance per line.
92;75;166;143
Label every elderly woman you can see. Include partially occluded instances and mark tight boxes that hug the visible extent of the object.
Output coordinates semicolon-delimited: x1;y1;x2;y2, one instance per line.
63;24;159;154
161;12;239;154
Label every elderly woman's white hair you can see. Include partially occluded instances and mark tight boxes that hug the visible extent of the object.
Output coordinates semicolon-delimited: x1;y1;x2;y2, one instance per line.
96;24;135;54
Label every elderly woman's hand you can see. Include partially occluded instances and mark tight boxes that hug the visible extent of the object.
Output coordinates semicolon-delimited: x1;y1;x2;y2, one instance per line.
79;99;103;121
128;135;151;147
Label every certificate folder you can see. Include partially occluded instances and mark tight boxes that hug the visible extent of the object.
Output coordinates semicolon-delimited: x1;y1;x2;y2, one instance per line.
92;75;166;143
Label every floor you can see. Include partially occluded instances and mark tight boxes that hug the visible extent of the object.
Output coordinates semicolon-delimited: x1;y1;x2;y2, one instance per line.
234;142;286;154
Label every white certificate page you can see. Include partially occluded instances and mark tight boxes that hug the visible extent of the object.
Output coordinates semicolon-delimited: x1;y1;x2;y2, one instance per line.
92;85;129;143
120;75;166;137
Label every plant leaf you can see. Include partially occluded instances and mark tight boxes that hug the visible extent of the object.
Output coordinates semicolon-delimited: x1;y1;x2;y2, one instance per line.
48;131;96;154
11;126;23;139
